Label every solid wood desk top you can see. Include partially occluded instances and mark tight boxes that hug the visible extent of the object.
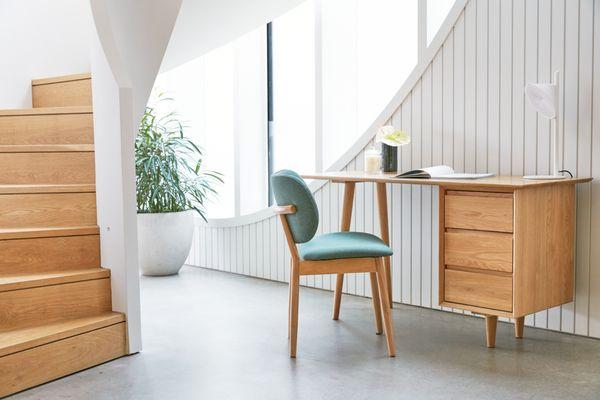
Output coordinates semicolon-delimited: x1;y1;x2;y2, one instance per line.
302;171;592;190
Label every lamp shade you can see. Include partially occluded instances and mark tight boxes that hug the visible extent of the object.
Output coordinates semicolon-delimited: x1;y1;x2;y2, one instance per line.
525;82;557;119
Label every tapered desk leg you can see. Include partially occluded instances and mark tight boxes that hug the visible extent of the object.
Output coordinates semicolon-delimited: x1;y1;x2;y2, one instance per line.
515;316;524;339
485;316;498;348
376;182;393;308
333;182;355;320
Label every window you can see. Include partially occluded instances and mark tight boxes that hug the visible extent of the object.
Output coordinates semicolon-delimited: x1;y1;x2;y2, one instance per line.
427;0;456;45
153;0;428;218
154;26;267;218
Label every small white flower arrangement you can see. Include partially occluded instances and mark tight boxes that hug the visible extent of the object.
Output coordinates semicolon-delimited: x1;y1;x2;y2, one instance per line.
376;125;411;147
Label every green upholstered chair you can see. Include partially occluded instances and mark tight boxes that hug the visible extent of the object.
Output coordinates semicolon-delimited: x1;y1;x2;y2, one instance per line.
271;169;395;357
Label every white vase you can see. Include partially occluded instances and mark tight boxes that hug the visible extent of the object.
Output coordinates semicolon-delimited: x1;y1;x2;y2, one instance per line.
137;210;195;276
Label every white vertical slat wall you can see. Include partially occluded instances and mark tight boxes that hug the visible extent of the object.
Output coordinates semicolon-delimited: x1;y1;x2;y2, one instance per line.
189;0;600;339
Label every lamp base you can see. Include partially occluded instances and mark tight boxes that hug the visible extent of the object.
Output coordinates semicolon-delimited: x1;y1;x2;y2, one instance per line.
522;174;568;180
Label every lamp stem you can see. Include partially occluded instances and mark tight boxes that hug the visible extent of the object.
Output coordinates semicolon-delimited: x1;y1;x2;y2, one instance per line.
553;70;560;176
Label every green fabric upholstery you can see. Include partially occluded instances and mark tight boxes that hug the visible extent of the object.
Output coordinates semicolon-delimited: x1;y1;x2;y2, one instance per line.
270;170;319;243
299;232;393;261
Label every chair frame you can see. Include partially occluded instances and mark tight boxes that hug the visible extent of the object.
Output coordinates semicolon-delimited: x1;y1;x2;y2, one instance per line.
273;204;396;358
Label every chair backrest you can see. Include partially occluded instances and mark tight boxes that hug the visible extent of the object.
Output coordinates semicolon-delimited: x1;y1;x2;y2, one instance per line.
270;170;319;243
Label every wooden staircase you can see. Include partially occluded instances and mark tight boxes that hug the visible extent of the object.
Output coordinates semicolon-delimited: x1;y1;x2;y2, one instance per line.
0;74;127;398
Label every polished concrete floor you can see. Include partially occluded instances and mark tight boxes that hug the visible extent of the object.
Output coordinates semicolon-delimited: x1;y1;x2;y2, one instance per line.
11;266;600;400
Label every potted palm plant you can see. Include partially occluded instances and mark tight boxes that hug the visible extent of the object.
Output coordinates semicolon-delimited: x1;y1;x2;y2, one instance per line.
136;95;222;276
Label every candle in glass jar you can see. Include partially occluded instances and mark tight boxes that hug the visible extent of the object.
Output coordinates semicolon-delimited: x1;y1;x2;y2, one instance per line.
364;147;380;173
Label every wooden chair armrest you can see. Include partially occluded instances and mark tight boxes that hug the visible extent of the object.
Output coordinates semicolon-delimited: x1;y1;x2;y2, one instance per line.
272;205;296;215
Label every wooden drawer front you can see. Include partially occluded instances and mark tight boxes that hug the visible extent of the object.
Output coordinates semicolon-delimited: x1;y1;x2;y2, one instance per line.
445;269;512;311
445;192;513;233
445;230;513;272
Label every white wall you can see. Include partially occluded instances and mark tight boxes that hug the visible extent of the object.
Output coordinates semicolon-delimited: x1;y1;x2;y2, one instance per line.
0;0;92;108
192;0;600;340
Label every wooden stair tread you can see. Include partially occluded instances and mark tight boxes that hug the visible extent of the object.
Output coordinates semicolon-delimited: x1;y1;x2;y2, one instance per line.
0;226;99;240
0;268;109;292
0;144;93;153
0;312;124;358
32;73;91;86
0;106;92;117
0;183;94;194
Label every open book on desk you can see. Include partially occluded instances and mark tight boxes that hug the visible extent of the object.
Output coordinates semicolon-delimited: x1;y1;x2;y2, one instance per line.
396;165;494;179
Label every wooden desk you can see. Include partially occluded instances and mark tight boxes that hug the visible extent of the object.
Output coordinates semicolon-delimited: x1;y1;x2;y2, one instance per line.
302;171;592;347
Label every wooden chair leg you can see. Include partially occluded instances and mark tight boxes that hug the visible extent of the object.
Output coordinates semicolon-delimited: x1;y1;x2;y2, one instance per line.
485;316;498;348
332;273;344;320
369;272;383;334
375;258;396;357
289;260;300;358
515;316;524;339
288;279;292;339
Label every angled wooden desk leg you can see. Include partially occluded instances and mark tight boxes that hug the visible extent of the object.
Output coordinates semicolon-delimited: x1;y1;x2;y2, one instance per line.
333;181;355;320
376;182;393;308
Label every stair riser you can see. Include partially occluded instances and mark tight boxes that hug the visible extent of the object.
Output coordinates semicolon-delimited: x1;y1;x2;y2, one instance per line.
0;192;96;229
32;78;92;108
0;322;126;398
0;278;112;330
0;152;95;184
0;113;93;145
0;235;100;274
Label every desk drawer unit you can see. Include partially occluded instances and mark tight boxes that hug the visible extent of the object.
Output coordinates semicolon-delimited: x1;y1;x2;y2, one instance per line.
445;268;513;312
445;191;513;233
441;190;514;313
445;229;513;273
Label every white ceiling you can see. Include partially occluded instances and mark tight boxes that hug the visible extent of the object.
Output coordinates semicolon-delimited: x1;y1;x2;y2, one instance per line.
160;0;304;72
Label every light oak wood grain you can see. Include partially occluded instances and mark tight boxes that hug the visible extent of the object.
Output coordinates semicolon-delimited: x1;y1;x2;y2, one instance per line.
0;278;112;330
439;301;513;318
333;182;355;320
0;312;124;357
515;316;524;338
444;268;512;311
0;192;97;228
0;106;92;117
0;152;95;184
445;229;513;272
0;226;99;240
301;171;591;189
0;268;109;292
513;185;575;316
376;182;393;306
0;184;95;195
300;258;377;275
0;144;94;153
445;192;514;232
0;234;100;274
375;257;396;357
0;322;126;398
485;316;498;348
0;111;93;145
32;76;92;108
31;73;91;86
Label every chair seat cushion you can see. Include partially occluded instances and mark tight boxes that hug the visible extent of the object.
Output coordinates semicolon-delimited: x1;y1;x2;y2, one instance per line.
299;232;393;261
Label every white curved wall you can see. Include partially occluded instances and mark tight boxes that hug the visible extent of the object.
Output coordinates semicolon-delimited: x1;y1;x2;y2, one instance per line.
190;0;600;339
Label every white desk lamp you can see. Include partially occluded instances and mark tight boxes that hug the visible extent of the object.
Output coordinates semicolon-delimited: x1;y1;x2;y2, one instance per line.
523;70;566;180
